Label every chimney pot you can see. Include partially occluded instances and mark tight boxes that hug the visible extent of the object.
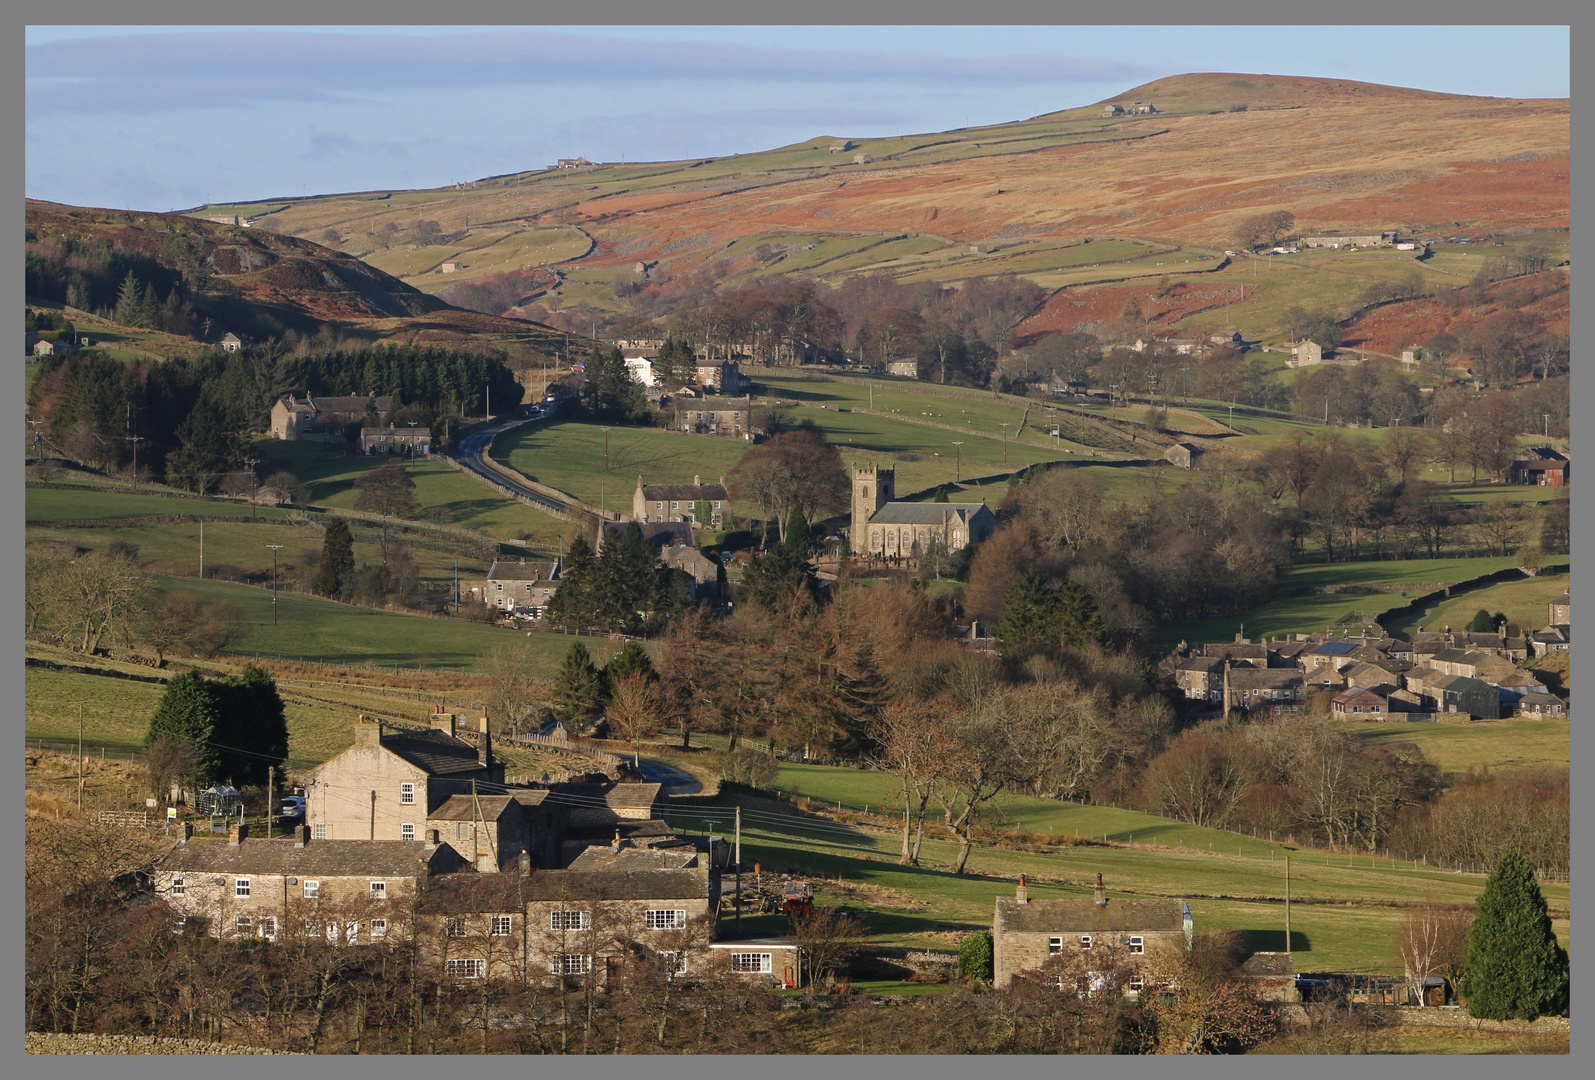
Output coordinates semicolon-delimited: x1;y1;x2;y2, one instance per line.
1016;873;1028;905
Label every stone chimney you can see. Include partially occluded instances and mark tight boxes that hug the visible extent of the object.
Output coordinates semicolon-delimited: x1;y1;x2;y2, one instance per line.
611;828;623;855
428;828;440;847
694;474;701;486
180;821;193;844
519;850;532;876
227;822;249;846
1094;873;1107;907
294;824;308;848
478;707;492;766
1015;874;1028;905
353;713;383;748
430;705;456;738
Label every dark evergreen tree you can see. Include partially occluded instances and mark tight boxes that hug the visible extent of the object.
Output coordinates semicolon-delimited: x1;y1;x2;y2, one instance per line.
1460;851;1569;1019
737;542;817;614
1466;608;1497;634
590;523;662;632
545;534;597;629
138;281;161;330
605;640;657;687
552;642;605;721
143;671;223;783
997;570;1057;655
165;398;233;493
113;271;142;327
1057;579;1110;649
781;508;811;559
316;518;356;598
581;344;647;423
933;486;950;503
212;664;289;786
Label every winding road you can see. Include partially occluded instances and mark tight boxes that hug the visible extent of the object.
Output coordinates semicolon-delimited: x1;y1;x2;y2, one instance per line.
454;410;575;517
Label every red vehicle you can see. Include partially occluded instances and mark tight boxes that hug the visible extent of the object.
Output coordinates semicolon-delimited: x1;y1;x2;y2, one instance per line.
779;882;813;917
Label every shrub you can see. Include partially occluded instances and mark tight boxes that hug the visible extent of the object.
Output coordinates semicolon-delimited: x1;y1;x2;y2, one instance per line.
958;929;994;983
721;748;778;790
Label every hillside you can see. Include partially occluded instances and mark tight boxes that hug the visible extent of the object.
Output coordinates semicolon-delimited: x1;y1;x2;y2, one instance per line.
192;73;1565;324
24;201;569;359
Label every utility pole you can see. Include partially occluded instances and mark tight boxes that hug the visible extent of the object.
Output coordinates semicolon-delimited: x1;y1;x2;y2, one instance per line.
267;766;275;840
999;422;1010;464
125;435;145;487
1285;856;1292;955
454;561;460;614
601;427;611;472
735;806;743;932
242;456;259;518
28;418;45;465
77;704;84;813
266;545;283;624
952;441;963;482
199;520;204;580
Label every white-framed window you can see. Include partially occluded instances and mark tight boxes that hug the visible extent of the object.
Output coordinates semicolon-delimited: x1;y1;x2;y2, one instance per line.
446;917;468;938
400;782;415;805
657;950;686;977
171;877;185;896
713;501;722;509
446;958;486;979
303;880;320;899
403;821;419;840
646;909;687;930
491;915;513;936
552;954;592;975
345;922;358;946
327;922;340;944
305;919;322;936
235;878;250;897
259;917;277;939
313;823;328;840
1080;935;1093;951
1128;936;1144;955
457;822;472;841
235;915;254;935
370;919;388;938
1048;936;1065;955
1128;976;1145;994
550;910;591;931
656;502;664;511
730;953;772;974
370;881;387;900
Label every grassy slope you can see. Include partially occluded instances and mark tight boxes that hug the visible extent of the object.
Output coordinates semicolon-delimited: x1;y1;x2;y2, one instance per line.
1386;571;1569;639
1345;720;1568;778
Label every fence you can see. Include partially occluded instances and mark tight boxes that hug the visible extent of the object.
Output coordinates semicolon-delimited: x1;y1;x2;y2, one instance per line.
27;738;142;763
505;732;623;770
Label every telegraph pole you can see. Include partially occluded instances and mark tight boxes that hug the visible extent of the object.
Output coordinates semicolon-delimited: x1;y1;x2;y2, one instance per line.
77;704;84;813
734;806;743;931
952;441;963;482
28;418;45;464
266;545;283;624
999;422;1010;464
267;766;275;840
125;436;145;488
1285;856;1292;955
242;456;259;518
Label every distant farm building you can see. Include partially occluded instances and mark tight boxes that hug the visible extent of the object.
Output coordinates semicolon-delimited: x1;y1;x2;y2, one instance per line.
1165;442;1204;470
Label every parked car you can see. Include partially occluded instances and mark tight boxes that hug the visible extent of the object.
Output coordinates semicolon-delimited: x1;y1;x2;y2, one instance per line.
281;795;306;820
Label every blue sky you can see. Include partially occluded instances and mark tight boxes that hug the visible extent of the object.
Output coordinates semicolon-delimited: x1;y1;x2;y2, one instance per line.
25;25;1570;212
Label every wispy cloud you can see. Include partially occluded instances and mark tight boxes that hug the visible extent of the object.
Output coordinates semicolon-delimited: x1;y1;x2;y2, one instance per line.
26;28;1154;117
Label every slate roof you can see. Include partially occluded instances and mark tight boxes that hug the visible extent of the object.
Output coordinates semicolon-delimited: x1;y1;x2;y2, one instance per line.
868;502;993;526
159;838;461;877
1518;692;1564;707
563;819;677;843
1225;669;1305;690
995;897;1188;935
382;728;488;776
604;783;662;809
639;482;730;502
1239;952;1297;978
524;869;708;902
1333;687;1388;706
674;396;750;412
487;560;559;582
427;795;517;822
1203;643;1267;660
567;847;699;872
601;520;695;549
1314;641;1359;657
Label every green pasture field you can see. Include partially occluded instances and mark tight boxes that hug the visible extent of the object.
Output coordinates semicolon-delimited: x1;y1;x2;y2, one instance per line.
494;420;751;510
406;227;594;293
145;575;621;675
1345;719;1568;778
245;440;575;550
1282;556;1519;590
1388;571;1569;639
25;486;297;524
668;799;1568;970
362;243;478;279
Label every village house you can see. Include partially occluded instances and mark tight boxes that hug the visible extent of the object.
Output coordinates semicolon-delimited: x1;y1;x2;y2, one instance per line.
303;713;507;845
1516;693;1566;718
993;874;1191;992
1331;686;1394;718
885;358;920;378
673;396;752;438
1165;442;1204;470
1548;591;1570;628
1402;670;1500;719
153;821;468;945
271;393;392;442
623;354;658;388
464;558;561;617
1222;666;1307;712
359;425;431;456
632;476;729;529
218;332;245;353
1528;626;1569;658
1237;953;1300;1002
1131;336;1204;356
1301;233;1395;249
694;361;750;393
850;464;996;559
1289;339;1324;367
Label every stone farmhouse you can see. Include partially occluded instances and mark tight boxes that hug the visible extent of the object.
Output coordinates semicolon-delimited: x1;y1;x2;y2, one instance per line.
673;396;752;438
463;558;561;617
1301;233;1396;249
885;359;920;378
271;393;392;442
359;425;431;456
632;476;729;529
694;361;750;394
993;874;1191;993
850;465;997;559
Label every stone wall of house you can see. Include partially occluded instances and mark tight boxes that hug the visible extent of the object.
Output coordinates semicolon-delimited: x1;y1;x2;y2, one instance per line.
307;735;430;840
993;929;1185;989
158;867;414;942
27;1032;297;1054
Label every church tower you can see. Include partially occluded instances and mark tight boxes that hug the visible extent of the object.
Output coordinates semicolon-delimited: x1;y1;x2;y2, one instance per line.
851;464;894;546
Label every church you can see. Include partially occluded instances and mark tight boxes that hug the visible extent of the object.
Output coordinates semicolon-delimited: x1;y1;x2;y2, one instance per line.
850;464;998;559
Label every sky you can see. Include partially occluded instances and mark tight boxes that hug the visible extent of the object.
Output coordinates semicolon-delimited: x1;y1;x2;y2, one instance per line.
25;25;1571;212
